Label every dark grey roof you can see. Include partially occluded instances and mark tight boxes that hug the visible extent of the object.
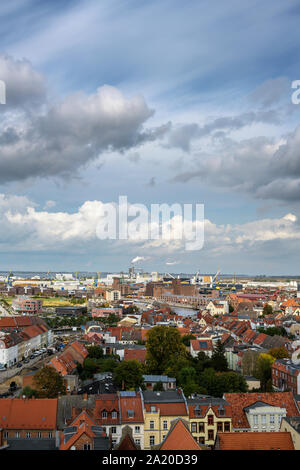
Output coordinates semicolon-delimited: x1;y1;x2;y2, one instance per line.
143;375;176;383
283;416;300;433
94;436;110;450
187;395;229;406
243;401;274;411
6;438;58;450
57;395;97;429
142;390;185;403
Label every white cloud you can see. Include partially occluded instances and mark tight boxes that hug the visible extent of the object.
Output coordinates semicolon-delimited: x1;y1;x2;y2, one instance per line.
1;194;299;262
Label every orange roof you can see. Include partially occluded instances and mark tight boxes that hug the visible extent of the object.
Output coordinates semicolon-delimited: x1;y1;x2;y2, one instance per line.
253;332;268;345
281;299;300;308
159;419;204;450
0;398;57;429
224;392;299;429
124;349;147;363
68;340;89;358
60;411;105;450
145;402;188;416
177;327;191;336
217;432;294;450
119;393;144;423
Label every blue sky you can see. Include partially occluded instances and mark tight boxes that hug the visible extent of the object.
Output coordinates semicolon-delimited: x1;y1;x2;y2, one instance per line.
1;0;300;274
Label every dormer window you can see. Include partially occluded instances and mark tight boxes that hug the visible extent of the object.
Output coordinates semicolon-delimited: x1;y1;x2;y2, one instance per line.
102;410;107;419
127;409;134;418
112;411;117;419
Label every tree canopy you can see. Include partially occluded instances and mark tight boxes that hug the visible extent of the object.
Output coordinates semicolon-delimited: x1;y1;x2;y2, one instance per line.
33;366;66;398
145;326;187;374
113;360;145;390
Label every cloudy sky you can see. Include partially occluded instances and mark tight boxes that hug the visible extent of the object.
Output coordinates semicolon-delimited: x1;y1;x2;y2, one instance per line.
1;0;300;275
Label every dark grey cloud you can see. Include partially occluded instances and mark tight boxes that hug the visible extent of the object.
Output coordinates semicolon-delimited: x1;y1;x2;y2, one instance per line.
172;125;300;202
166;110;281;152
249;76;291;108
0;54;46;109
0;82;171;183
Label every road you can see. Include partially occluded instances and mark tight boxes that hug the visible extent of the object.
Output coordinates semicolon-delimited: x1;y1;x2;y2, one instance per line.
0;351;58;386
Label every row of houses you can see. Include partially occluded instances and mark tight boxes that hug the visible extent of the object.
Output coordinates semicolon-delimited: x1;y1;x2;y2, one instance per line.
0;317;53;367
0;390;300;450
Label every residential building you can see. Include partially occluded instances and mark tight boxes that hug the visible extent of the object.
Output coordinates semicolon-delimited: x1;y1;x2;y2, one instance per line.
188;395;232;447
12;296;42;315
142;390;189;450
224;392;299;432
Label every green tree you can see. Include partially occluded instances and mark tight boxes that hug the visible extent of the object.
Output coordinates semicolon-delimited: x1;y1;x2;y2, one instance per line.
262;304;273;316
146;326;187;374
211;340;228;372
254;353;275;392
163;356;193;382
153;381;164;392
33;366;66;398
87;345;104;359
114;360;144;390
22;386;38;398
268;347;290;359
181;334;196;347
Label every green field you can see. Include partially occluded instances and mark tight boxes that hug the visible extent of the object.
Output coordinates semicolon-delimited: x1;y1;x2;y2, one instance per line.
2;297;87;308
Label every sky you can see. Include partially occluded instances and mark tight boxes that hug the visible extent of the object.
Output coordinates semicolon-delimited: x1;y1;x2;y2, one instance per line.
1;0;300;275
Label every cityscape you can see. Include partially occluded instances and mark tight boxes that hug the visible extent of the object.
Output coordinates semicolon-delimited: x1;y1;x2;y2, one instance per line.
1;0;300;456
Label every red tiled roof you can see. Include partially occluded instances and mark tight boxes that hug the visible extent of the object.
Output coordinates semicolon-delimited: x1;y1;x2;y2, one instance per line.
190;339;213;351
0;398;57;429
217;432;294;450
159;419;204;450
224;392;300;429
253;332;268;345
119;393;144;423
124;349;147;363
145;402;188;416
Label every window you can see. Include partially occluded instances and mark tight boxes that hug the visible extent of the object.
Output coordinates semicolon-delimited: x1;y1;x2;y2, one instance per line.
253;415;258;425
150;406;156;412
37;432;42;438
270;415;275;424
149;435;155;446
3;431;8;438
83;443;91;450
199;437;205;444
217;422;223;432
199;422;205;433
224;422;230;432
191;422;197;433
48;432;53;438
102;410;107;419
135;426;140;434
163;420;168;430
26;432;31;438
261;415;266;425
127;410;134;419
15;432;20;438
112;411;117;419
208;415;214;425
111;427;117;434
150;420;155;430
135;439;141;446
208;430;214;441
219;408;225;416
